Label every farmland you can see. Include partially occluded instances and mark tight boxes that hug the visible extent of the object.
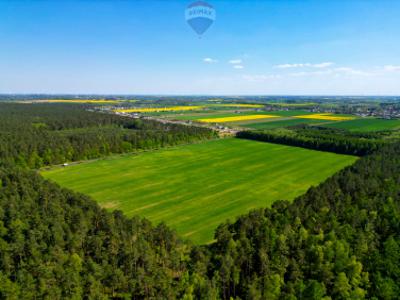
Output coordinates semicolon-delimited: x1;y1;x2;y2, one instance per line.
322;118;400;131
115;103;263;113
267;102;317;107
165;111;274;121
198;114;278;123
162;110;314;121
114;101;400;133
118;103;359;129
293;113;356;121
115;106;204;113
42;138;357;244
242;118;332;130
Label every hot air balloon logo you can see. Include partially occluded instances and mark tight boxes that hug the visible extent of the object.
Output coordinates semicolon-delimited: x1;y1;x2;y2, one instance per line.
185;1;216;37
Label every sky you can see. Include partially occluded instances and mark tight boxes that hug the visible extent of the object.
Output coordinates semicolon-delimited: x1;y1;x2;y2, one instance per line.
0;0;399;95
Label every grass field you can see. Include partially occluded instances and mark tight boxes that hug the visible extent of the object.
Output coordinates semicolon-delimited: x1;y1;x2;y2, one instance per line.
268;110;312;117
241;118;333;130
42;139;357;244
322;118;400;131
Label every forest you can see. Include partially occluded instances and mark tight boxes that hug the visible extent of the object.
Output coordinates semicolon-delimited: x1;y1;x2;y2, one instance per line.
0;103;217;169
0;104;399;299
236;125;390;156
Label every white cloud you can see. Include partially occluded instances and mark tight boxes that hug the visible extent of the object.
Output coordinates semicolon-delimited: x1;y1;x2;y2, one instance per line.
189;63;399;94
203;58;218;64
384;65;400;72
233;65;244;69
229;59;243;65
275;62;334;69
313;62;334;68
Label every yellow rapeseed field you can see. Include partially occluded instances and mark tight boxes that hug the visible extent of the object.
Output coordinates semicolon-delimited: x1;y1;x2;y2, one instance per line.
115;106;204;113
199;115;278;123
294;113;356;121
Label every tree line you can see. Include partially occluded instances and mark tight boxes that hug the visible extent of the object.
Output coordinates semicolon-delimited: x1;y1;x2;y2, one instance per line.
236;125;389;156
0;103;217;169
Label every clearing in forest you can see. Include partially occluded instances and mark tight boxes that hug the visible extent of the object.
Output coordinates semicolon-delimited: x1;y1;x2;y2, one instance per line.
42;138;357;244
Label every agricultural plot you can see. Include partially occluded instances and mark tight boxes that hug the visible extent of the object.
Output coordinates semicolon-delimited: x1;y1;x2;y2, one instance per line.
198;114;278;123
210;104;264;108
137;106;390;132
168;110;311;121
165;110;354;129
42;138;357;244
165;111;272;121
268;110;312;117
115;104;264;114
164;110;313;124
322;118;400;132
115;106;204;113
294;113;356;121
241;118;333;130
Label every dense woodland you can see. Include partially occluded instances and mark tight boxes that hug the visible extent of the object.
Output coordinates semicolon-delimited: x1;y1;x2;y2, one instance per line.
237;125;389;156
0;104;400;299
200;143;400;299
0;103;216;169
0;166;190;299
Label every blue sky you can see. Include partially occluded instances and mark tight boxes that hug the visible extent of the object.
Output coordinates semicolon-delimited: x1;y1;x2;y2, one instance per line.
0;0;399;95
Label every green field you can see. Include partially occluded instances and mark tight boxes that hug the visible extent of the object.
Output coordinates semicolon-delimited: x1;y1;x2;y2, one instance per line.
268;110;312;116
42;138;357;244
322;118;400;131
241;118;333;130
